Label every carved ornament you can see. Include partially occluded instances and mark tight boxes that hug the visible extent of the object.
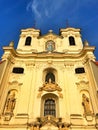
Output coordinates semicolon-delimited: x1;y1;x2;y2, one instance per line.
29;116;70;129
37;116;61;127
9;74;23;85
25;62;35;66
76;80;89;91
39;81;62;92
76;73;88;82
36;116;70;128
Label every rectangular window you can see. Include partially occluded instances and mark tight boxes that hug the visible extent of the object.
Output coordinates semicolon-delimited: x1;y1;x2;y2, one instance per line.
12;67;24;74
75;67;85;74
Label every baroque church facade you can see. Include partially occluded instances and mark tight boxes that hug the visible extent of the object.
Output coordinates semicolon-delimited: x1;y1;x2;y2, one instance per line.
0;27;98;130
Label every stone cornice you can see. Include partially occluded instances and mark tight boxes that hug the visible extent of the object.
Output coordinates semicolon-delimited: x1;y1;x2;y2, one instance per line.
21;28;40;33
2;46;95;60
60;27;81;33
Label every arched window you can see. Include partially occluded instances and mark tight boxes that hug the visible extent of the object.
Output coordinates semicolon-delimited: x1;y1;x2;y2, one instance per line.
44;99;56;116
12;67;24;74
69;36;75;45
45;72;55;83
41;94;58;117
75;67;85;74
25;36;31;45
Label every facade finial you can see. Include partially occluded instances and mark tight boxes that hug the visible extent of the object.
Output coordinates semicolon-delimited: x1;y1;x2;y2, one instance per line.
84;40;89;46
9;41;14;47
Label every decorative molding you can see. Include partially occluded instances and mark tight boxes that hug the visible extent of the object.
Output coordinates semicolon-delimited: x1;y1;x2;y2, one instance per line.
39;82;62;92
37;91;43;98
20;34;26;38
25;62;35;66
9;81;23;86
47;60;53;64
76;80;89;91
28;116;70;128
76;73;88;82
64;62;74;67
57;92;63;98
8;74;23;86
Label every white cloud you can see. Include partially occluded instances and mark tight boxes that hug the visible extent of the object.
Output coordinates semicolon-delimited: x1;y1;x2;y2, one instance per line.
26;0;41;18
26;0;79;20
26;0;98;27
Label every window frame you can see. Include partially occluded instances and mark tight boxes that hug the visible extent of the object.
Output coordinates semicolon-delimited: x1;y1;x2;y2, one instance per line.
44;98;56;116
75;67;85;74
25;36;32;46
41;94;59;117
69;36;75;46
12;67;24;74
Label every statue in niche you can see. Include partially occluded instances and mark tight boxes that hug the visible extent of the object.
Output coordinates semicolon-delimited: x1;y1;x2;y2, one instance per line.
82;94;92;114
5;91;16;114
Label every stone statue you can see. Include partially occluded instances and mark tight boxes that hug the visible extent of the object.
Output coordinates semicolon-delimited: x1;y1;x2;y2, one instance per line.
5;91;16;113
82;94;92;114
49;78;52;83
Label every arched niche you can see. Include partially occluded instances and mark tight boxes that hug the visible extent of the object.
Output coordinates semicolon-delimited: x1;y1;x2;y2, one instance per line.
4;89;18;114
43;68;57;83
80;90;92;115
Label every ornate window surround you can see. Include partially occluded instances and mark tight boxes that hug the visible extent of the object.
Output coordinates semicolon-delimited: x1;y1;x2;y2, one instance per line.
45;40;55;52
43;68;57;83
41;93;59;117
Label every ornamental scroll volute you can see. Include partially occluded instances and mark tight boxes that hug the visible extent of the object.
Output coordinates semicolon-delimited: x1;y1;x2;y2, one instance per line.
39;78;62;92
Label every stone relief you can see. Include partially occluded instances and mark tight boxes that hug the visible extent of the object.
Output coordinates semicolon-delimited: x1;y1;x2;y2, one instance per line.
9;73;23;85
76;81;89;92
39;78;62;92
28;116;70;129
77;74;87;81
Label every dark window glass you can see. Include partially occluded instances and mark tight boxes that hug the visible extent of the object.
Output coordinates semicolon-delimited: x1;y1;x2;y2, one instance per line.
45;72;55;83
69;36;75;45
44;99;55;116
75;67;85;74
25;37;31;45
12;67;24;74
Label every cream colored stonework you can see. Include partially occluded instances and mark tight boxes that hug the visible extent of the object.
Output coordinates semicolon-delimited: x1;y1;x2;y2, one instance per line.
0;27;98;130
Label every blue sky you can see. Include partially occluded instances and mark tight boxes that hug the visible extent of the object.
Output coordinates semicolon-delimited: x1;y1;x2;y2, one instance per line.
0;0;98;60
